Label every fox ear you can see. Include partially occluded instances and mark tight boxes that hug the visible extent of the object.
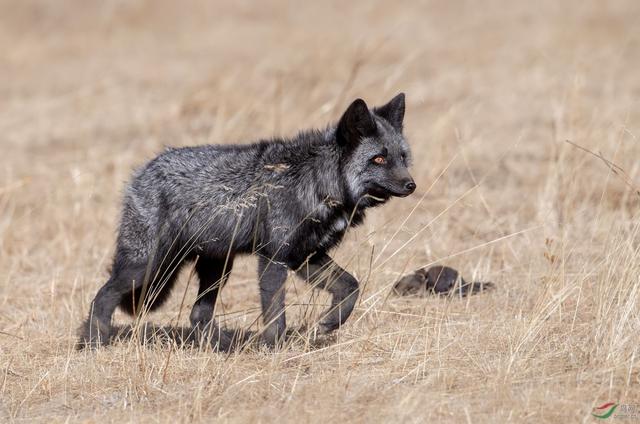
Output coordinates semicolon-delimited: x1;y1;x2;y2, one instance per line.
336;98;377;147
374;93;405;131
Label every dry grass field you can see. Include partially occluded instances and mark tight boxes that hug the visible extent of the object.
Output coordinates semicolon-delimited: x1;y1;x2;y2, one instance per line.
2;0;640;422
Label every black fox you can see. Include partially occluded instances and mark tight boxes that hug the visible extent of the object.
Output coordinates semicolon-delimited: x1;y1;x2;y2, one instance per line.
79;93;416;349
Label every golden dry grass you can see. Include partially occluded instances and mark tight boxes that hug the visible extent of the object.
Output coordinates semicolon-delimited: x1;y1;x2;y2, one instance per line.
2;0;640;422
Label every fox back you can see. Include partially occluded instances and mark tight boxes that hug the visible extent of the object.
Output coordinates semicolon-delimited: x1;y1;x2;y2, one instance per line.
117;93;415;270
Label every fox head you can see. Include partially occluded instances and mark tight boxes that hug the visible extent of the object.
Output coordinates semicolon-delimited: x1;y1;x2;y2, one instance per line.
336;93;416;207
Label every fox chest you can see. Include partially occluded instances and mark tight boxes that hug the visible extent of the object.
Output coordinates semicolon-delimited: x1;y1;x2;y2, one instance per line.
311;213;350;251
272;208;352;267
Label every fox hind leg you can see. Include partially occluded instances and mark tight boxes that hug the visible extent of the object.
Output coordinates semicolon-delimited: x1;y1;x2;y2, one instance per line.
190;256;234;329
78;241;185;349
78;261;148;349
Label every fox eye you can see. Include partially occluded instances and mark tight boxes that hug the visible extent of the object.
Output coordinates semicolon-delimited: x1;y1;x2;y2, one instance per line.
372;155;386;165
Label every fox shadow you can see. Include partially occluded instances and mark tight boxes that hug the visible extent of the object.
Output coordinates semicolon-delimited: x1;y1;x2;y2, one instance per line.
104;322;337;353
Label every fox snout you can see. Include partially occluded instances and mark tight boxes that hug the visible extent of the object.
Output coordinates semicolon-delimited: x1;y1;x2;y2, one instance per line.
390;169;416;197
400;178;416;196
394;177;416;197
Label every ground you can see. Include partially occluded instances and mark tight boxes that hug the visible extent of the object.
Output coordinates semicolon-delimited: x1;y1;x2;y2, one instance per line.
1;0;640;422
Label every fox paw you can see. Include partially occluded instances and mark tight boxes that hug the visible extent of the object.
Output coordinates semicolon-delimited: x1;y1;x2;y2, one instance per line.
77;318;112;349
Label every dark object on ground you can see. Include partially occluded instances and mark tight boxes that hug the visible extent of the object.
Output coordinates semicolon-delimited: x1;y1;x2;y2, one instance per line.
393;265;494;297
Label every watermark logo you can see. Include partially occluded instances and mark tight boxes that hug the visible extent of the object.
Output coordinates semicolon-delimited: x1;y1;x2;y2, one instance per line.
592;402;640;420
592;403;618;419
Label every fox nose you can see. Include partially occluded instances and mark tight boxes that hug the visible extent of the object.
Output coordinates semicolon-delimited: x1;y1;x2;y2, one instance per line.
404;180;416;193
